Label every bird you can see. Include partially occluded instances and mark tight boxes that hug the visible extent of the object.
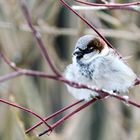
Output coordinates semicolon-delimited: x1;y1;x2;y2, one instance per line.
64;35;137;101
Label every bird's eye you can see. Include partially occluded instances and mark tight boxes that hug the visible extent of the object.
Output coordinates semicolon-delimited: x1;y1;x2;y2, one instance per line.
87;41;95;52
87;40;95;49
88;46;94;51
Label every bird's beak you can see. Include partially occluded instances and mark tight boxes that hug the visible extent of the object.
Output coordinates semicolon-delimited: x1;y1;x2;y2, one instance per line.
73;48;79;56
72;48;84;59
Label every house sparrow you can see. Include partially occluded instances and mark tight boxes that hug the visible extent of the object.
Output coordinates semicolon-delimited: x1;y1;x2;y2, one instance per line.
64;35;136;101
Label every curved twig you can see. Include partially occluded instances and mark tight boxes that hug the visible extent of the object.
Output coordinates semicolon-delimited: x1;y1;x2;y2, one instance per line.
20;0;61;76
0;98;52;130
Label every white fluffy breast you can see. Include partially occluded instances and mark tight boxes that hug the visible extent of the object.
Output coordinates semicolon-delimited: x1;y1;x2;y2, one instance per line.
64;64;98;101
64;47;136;101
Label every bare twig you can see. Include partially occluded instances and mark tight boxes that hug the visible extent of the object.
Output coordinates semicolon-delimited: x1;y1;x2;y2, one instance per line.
0;71;23;83
60;0;122;59
72;5;140;12
74;0;140;7
74;0;140;12
60;0;113;48
0;98;52;130
38;98;98;136
25;99;84;133
20;0;61;76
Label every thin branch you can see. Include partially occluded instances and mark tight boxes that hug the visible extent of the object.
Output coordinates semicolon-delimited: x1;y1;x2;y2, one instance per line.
38;98;98;136
37;90;140;136
72;5;108;10
0;98;52;130
60;0;113;48
74;0;140;12
0;52;60;80
75;0;140;7
25;99;84;133
60;0;122;58
20;0;61;76
72;5;140;12
111;94;140;108
0;71;23;83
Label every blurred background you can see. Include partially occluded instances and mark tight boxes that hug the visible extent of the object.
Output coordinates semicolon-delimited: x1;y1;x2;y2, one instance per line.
0;0;140;140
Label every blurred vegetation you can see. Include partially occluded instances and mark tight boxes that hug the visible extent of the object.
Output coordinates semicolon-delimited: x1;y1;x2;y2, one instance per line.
0;0;140;140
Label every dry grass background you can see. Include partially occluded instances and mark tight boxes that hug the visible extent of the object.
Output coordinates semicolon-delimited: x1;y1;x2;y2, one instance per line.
0;0;140;140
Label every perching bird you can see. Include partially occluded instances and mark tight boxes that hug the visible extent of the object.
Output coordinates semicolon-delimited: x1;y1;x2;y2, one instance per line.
64;35;136;101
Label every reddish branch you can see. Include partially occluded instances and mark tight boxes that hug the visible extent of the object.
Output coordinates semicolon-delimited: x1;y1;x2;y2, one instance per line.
0;0;140;137
74;0;140;7
38;98;98;137
0;98;52;130
0;71;23;83
60;0;123;58
74;0;140;12
20;0;61;77
61;0;114;49
25;99;84;133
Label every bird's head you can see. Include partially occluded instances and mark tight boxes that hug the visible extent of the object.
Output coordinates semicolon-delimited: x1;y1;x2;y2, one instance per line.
72;35;109;64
